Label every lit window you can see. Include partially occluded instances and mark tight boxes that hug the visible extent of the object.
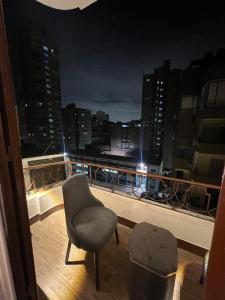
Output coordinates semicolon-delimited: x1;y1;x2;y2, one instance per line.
146;78;150;82
44;52;49;58
49;118;54;123
50;130;54;133
47;90;52;94
37;102;43;107
51;49;54;53
45;78;50;82
81;125;84;128
50;135;54;139
43;45;48;51
46;84;51;88
25;103;28;107
43;133;47;137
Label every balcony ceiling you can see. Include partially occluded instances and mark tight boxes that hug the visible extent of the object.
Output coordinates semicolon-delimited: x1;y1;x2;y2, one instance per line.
35;0;97;10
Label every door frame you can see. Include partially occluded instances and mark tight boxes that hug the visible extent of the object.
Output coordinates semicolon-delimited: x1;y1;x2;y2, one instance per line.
0;1;38;299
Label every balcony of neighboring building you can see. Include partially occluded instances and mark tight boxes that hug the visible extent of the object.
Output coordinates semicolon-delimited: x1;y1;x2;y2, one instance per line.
192;152;224;185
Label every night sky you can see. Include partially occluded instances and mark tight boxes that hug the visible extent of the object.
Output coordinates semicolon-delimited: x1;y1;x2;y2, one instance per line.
8;1;225;121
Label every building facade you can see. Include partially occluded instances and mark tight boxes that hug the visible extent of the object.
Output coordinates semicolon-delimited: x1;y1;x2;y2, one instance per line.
92;110;110;151
63;104;92;151
13;28;63;156
110;120;141;157
141;60;181;172
62;103;77;152
175;50;225;184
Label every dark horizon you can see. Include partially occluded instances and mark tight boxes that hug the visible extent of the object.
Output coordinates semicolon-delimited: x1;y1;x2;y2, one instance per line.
6;0;225;122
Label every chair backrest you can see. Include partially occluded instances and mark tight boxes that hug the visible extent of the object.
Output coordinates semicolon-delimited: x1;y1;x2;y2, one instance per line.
62;174;97;224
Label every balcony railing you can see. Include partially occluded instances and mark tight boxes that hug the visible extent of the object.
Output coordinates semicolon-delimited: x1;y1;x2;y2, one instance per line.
23;158;221;218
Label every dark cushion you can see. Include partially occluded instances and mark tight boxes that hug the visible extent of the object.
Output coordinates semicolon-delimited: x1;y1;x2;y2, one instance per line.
72;205;118;252
128;222;177;276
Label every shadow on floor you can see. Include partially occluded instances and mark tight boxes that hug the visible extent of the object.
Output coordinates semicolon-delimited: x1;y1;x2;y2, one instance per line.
180;263;203;300
38;286;48;300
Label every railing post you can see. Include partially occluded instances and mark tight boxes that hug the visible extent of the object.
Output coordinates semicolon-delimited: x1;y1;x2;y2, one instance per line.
89;165;92;186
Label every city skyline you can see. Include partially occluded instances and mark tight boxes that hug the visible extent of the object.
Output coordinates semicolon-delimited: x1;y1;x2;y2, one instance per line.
7;0;225;122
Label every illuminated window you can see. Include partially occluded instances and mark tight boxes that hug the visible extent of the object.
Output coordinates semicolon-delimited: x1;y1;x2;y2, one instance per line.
43;45;48;51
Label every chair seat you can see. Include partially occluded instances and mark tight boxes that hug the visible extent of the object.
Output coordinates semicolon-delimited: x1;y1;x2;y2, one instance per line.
72;205;118;252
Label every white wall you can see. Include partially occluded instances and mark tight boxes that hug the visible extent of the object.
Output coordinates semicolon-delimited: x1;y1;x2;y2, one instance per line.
27;185;214;250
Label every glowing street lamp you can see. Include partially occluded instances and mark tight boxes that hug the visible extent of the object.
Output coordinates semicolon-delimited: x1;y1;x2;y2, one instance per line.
137;162;147;173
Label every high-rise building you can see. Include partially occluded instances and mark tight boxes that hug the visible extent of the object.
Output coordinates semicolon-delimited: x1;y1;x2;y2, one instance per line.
62;104;92;151
141;60;181;172
62;103;77;152
12;28;63;156
76;108;92;150
92;110;110;151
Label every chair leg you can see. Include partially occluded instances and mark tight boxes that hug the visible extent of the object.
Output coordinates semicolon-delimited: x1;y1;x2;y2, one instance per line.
65;240;71;265
115;227;119;245
94;252;100;291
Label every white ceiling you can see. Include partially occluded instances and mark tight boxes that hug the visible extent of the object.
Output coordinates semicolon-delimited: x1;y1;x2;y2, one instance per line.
35;0;97;10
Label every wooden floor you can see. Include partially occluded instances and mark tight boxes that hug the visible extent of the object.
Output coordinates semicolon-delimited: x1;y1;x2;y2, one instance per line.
31;210;203;300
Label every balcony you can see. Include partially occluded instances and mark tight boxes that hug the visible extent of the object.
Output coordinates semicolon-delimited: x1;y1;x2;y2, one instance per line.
23;156;221;299
32;210;203;300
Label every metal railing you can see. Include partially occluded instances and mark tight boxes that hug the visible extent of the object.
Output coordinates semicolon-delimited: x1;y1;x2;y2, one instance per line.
23;159;221;218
